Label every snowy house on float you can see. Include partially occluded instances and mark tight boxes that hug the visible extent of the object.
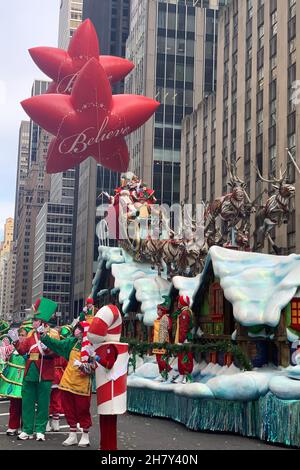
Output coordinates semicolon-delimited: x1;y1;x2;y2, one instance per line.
192;246;300;367
91;245;172;340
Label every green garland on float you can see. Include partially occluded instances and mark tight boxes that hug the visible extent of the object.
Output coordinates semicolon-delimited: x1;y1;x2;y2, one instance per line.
122;338;252;372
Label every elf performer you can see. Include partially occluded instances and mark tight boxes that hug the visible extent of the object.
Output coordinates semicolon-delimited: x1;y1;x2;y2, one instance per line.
87;304;129;451
0;321;10;373
8;297;58;441
79;297;96;324
0;323;33;435
174;295;194;383
40;321;94;447
152;296;173;380
47;326;70;432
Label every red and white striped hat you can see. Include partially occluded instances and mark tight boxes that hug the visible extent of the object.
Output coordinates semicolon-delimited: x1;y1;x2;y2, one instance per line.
178;295;190;307
88;304;122;346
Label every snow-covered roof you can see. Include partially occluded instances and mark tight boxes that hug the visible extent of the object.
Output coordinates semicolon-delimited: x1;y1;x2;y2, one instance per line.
170;275;201;307
99;245;127;268
194;246;300;327
134;276;171;326
93;245;171;326
111;262;171;326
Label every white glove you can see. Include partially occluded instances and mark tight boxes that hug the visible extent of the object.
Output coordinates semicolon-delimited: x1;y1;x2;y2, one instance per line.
83;307;88;313
40;342;47;350
71;318;79;328
85;345;96;358
73;359;82;368
37;325;45;334
7;329;19;343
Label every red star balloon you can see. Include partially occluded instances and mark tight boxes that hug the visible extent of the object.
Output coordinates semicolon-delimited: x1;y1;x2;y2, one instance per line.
21;58;160;174
29;19;134;94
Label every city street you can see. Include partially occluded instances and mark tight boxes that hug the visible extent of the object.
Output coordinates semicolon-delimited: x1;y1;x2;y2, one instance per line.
0;396;289;451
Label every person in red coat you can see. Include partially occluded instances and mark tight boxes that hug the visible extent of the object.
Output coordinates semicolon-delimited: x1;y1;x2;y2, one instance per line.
8;297;58;441
47;355;68;431
174;295;194;383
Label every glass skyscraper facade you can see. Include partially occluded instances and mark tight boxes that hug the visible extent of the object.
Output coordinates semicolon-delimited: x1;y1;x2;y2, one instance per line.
126;0;220;206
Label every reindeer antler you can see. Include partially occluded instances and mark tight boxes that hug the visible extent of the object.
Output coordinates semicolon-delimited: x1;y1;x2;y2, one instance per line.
252;160;285;185
286;147;300;176
224;158;234;183
231;157;245;184
226;157;245;185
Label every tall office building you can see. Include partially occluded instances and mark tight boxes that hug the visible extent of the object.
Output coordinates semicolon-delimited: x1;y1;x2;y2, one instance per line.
32;203;73;323
0;244;16;320
72;0;131;315
14;121;30;241
14;131;51;316
125;0;222;206
58;0;83;49
14;81;51;316
181;0;300;254
0;218;14;257
0;218;15;319
83;0;130;94
28;80;49;168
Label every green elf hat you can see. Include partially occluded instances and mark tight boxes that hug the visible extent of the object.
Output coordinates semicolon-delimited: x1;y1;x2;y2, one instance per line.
60;325;73;339
32;297;58;322
158;295;171;312
0;320;10;339
19;319;33;334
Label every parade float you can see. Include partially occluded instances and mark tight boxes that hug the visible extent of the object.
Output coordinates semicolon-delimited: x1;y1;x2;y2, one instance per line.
92;159;300;448
20;18;300;448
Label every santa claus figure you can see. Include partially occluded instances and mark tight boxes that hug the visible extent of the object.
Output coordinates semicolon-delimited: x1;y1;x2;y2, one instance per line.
174;295;194;383
87;304;129;450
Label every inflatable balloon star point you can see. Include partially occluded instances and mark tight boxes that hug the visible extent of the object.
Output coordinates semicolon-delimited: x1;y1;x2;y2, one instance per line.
29;19;134;94
21;58;160;174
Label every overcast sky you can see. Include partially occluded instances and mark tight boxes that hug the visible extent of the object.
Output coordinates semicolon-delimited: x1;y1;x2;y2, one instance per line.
0;0;60;240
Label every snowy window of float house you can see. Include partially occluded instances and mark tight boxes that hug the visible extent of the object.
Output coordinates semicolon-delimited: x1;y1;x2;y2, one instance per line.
209;282;224;321
291;298;300;332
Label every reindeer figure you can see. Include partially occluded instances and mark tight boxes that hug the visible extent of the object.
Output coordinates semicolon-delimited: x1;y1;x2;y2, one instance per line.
253;164;295;253
204;158;252;245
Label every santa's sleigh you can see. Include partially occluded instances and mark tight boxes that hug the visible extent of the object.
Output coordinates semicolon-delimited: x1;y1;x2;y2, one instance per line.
106;201;169;256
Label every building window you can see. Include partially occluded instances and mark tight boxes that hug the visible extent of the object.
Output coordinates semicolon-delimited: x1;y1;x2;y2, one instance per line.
209;282;224;321
271;10;278;37
257;67;264;91
291;298;300;331
247;0;253;20
258;24;264;50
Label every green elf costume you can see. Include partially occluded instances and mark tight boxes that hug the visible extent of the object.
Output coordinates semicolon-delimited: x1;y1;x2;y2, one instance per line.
0;321;10;374
0;321;33;398
0;321;33;435
9;297;58;441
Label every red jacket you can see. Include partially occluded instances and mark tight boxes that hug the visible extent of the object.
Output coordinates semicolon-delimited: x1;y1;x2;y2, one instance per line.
53;356;68;386
14;332;56;382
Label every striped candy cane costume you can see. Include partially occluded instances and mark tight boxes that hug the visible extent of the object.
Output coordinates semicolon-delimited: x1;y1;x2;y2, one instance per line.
87;304;129;450
80;321;92;363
